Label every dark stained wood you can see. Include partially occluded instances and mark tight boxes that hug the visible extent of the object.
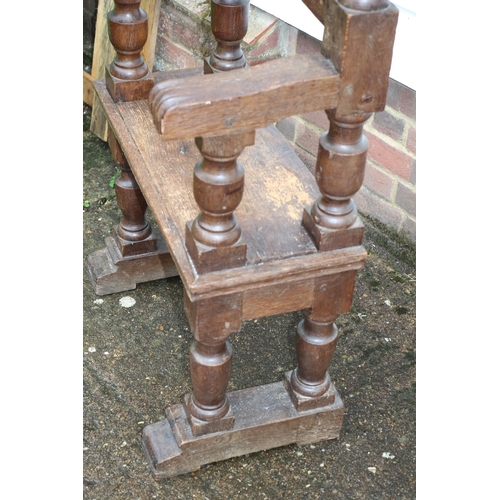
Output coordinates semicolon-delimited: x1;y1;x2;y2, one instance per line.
94;81;368;287
106;0;150;80
188;1;252;273
184;291;243;343
88;0;399;480
87;68;204;296
302;110;369;250
95;84;316;273
89;0;162;139
183;292;243;435
322;0;398;118
149;54;340;140
284;269;359;410
108;129;157;256
185;339;235;436
185;132;255;273
105;0;154;101
205;0;250;73
86;231;179;295
287;316;338;407
142;380;345;479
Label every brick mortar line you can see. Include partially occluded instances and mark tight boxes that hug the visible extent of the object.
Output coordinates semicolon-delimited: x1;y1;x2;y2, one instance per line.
158;33;206;58
380;105;416;149
282;116;416;193
365;123;416;159
283;127;416;203
295;115;326;135
277;140;416;226
365;158;415;203
383;105;416;127
358;186;416;233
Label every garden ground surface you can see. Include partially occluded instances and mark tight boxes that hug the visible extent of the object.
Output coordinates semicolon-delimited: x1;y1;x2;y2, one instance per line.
83;104;416;499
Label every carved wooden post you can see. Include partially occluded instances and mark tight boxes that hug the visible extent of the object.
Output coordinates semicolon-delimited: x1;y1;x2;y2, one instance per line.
302;110;369;250
184;132;254;273
108;130;156;256
181;0;251;439
106;0;154;101
303;0;398;251
288;315;338;406
106;0;155;251
87;0;178;295
293;0;399;408
204;0;249;74
185;0;253;274
183;292;243;436
284;271;357;410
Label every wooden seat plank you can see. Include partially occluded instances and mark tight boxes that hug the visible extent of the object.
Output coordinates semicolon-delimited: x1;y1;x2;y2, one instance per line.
94;78;367;308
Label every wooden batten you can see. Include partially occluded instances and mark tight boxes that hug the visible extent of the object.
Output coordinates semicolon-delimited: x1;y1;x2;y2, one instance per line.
88;0;162;141
142;380;345;479
89;0;115;141
83;72;95;106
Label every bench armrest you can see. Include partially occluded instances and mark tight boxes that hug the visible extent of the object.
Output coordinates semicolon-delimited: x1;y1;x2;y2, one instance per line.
149;53;340;140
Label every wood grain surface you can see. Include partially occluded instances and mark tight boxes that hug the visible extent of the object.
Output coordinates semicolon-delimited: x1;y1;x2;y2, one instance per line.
149;54;340;139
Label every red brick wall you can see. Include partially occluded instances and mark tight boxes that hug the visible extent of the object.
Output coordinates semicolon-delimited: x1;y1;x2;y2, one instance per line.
154;1;416;243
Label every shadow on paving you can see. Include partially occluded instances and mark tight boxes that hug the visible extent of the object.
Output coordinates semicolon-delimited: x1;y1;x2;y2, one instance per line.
83;104;416;499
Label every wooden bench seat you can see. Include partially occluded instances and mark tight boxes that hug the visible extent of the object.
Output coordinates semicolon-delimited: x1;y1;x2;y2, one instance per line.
87;0;398;480
94;77;367;314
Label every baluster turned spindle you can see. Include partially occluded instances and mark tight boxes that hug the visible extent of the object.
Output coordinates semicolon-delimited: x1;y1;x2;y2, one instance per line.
285;270;358;410
105;0;156;255
185;333;235;436
289;315;338;407
108;131;156;256
302;110;369;250
185;0;252;273
106;0;154;101
205;0;249;74
185;132;254;274
183;0;251;438
290;0;398;409
302;0;397;251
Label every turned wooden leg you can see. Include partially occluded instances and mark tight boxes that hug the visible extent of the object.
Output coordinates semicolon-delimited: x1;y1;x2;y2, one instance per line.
185;339;234;436
105;0;154;102
302;111;371;250
285;271;358;411
204;0;249;74
182;292;243;436
184;132;254;273
114;162;152;248
108;131;157;256
289;314;338;407
86;130;178;295
285;312;339;411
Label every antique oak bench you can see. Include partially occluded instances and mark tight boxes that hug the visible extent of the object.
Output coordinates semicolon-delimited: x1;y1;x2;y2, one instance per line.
87;0;398;480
